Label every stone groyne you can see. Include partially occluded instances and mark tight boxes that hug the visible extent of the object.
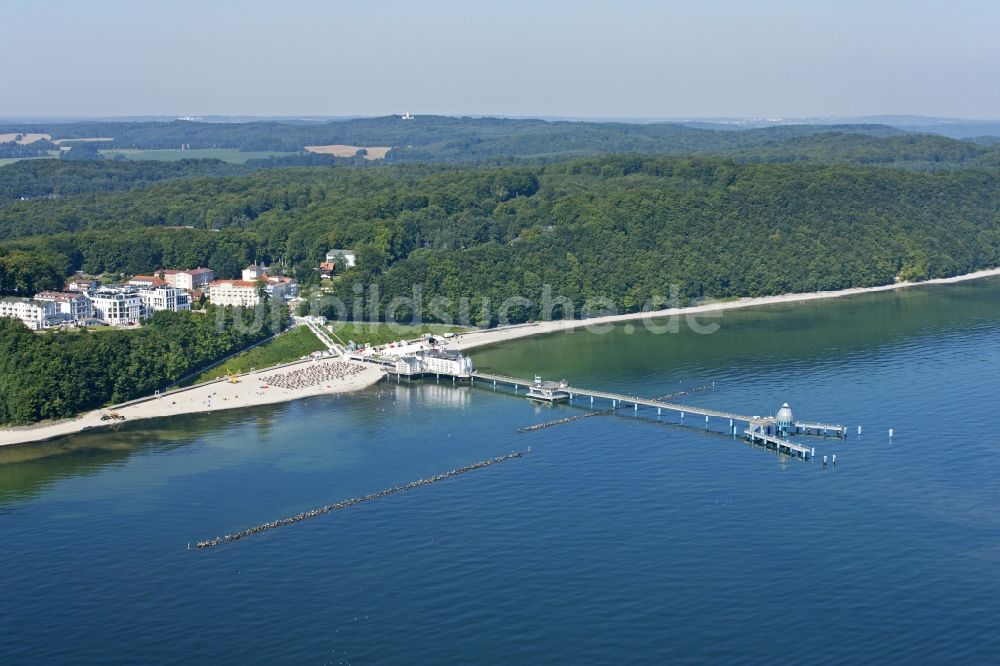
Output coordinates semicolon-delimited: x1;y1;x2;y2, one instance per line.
195;451;525;549
516;411;609;433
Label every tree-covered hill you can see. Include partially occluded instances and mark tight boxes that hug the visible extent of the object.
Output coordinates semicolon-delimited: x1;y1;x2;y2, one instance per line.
0;158;253;203
3;116;997;166
3;156;999;319
1;116;900;153
2;128;998;207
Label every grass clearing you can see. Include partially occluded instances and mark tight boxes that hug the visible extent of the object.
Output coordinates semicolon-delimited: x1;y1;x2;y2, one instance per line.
0;132;51;144
305;144;391;159
0;154;58;166
329;321;470;347
184;325;326;385
51;137;114;145
99;148;297;163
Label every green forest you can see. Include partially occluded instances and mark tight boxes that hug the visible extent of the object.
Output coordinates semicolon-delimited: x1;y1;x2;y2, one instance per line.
0;302;287;425
3;116;1000;166
3;156;999;319
3;117;1000;424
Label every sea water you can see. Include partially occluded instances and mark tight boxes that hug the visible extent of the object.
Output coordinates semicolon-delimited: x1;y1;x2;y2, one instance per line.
2;278;1000;663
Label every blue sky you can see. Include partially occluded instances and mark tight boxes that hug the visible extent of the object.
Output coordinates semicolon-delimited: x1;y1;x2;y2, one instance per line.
3;0;998;118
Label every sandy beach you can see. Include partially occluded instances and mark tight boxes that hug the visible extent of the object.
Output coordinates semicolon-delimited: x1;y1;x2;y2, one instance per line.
0;358;385;448
449;267;1000;353
3;266;999;448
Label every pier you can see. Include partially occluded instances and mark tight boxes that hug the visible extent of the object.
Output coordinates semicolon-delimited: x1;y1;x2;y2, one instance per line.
355;349;843;460
469;372;841;459
745;418;813;457
474;371;754;423
480;373;844;459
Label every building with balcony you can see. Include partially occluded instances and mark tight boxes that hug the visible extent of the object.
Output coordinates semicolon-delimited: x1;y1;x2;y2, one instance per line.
34;291;93;321
163;267;214;291
90;287;145;326
207;280;262;307
0;298;59;330
139;286;191;314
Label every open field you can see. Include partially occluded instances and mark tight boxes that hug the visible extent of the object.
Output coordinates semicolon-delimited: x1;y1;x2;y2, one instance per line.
329;321;470;347
51;137;114;145
0;155;57;166
305;144;392;159
99;148;297;162
183;325;327;385
0;132;51;144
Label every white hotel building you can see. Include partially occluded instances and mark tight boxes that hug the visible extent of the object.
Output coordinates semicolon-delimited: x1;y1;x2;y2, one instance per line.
34;291;93;321
90;288;145;326
139;286;191;314
164;267;214;291
207;280;262;307
0;298;58;330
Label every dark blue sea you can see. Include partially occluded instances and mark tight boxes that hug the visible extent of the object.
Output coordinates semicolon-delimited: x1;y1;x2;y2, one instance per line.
3;278;1000;664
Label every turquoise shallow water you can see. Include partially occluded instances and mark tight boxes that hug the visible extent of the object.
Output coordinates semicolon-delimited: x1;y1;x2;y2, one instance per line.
3;279;1000;663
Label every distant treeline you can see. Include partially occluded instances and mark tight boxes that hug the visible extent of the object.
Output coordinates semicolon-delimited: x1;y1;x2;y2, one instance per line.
4;156;999;320
3;116;999;166
0;159;253;203
0;139;56;159
0;302;287;425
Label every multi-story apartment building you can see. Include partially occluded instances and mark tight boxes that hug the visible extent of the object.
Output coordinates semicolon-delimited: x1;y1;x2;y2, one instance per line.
34;291;93;321
163;267;214;291
0;298;58;330
207;280;262;307
139;286;191;314
90;287;145;326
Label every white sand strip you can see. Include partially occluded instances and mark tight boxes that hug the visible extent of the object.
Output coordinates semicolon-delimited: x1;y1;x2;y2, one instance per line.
3;266;999;448
0;358;384;448
449;268;1000;353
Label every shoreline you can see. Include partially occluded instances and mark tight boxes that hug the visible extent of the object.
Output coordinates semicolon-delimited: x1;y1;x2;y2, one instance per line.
0;358;385;449
2;267;998;448
449;267;1000;353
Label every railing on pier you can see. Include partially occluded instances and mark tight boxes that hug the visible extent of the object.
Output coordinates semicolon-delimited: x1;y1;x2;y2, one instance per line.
794;421;847;436
471;372;753;423
745;419;813;458
378;368;841;460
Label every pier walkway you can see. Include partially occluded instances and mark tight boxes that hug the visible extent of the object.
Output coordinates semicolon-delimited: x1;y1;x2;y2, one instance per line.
470;372;839;459
359;352;843;460
471;372;753;423
746;419;813;457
